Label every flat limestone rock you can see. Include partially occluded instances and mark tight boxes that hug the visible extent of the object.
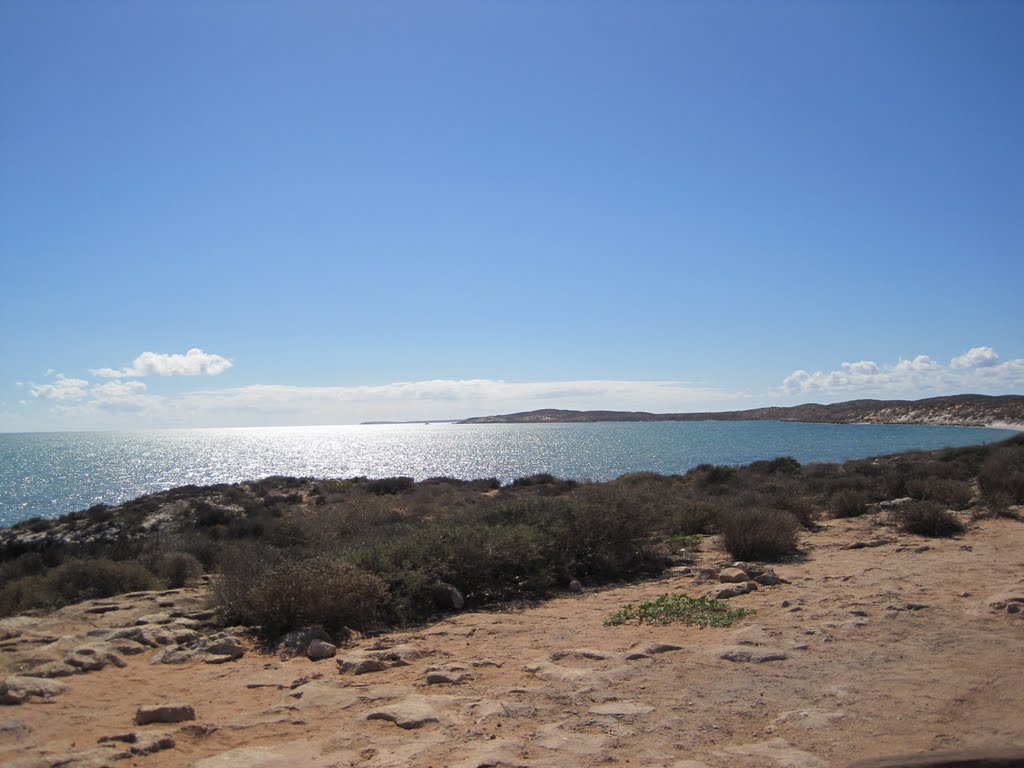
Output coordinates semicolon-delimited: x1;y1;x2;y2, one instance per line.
191;741;330;768
0;675;70;705
718;737;825;768
366;695;443;729
533;723;608;756
550;648;614;661
274;680;360;711
523;661;597;684
588;701;655;716
718;645;789;663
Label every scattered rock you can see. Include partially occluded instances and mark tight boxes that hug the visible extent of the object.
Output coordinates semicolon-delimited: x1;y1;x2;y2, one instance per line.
987;591;1024;614
719;646;788;663
98;730;176;755
435;582;465;611
338;657;388;675
135;703;196;725
29;660;78;678
425;665;471;685
708;581;758;599
719;737;825;768
0;675;70;705
366;696;441;729
719;567;749;583
550;648;613;661
307;639;337;660
65;643;126;672
0;718;31;738
844;538;893;550
588;700;655;716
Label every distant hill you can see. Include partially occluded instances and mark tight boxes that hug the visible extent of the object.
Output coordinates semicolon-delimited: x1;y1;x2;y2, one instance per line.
459;394;1024;428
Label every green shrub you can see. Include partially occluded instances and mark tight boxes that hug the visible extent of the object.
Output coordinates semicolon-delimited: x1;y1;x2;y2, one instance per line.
716;508;800;561
830;489;868;518
605;594;753;627
893;501;965;537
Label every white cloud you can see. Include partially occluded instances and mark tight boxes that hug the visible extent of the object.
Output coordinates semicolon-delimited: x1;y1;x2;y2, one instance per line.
783;346;1024;397
950;346;999;369
92;348;233;378
29;374;90;401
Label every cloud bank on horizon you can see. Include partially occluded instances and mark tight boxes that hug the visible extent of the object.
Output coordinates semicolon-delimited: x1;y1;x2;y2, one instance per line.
782;347;1022;396
7;345;1023;431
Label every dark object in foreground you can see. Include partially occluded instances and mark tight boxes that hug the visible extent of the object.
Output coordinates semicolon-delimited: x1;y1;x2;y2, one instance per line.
850;748;1024;768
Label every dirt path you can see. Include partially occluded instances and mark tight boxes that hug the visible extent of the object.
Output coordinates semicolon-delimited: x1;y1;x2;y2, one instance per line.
3;513;1023;768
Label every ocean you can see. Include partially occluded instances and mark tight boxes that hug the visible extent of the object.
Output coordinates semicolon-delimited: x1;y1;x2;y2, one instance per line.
0;421;1016;527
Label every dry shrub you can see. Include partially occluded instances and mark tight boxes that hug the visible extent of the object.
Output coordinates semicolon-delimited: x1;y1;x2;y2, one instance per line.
830;489;868;518
716;508;800;561
215;548;386;635
893;501;965;537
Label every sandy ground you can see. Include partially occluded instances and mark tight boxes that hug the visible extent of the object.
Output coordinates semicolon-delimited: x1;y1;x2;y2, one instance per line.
2;512;1023;768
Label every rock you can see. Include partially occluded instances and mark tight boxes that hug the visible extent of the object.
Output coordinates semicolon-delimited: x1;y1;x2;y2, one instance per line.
987;591;1024;614
708;581;758;599
29;661;78;678
366;696;441;729
629;642;684;657
0;718;31;738
425;666;471;685
550;648;613;661
568;579;584;593
720;646;788;663
191;743;323;768
719;567;749;583
276;626;333;658
588;701;655;716
65;643;126;672
307;639;337;660
98;731;176;756
203;635;246;660
134;703;196;725
338;657;388;675
719;737;825;768
755;570;782;586
435;582;465;610
0;675;70;705
730;561;767;577
843;538;893;550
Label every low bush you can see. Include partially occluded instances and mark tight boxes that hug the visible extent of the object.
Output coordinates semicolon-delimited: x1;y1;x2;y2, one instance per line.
605;594;753;627
830;489;868;518
216;550;387;635
366;477;416;495
717;508;800;561
906;477;973;510
0;557;161;616
893;501;965;537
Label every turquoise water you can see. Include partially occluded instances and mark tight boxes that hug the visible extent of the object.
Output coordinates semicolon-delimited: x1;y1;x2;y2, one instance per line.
0;421;1016;526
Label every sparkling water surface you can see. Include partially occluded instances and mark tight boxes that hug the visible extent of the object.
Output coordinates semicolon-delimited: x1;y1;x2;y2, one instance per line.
0;421;1016;526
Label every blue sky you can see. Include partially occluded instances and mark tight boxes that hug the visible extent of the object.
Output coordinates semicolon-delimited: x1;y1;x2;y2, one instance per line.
2;1;1022;431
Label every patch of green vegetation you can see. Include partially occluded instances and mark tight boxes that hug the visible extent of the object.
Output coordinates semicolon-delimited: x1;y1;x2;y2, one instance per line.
604;594;754;627
661;533;703;548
